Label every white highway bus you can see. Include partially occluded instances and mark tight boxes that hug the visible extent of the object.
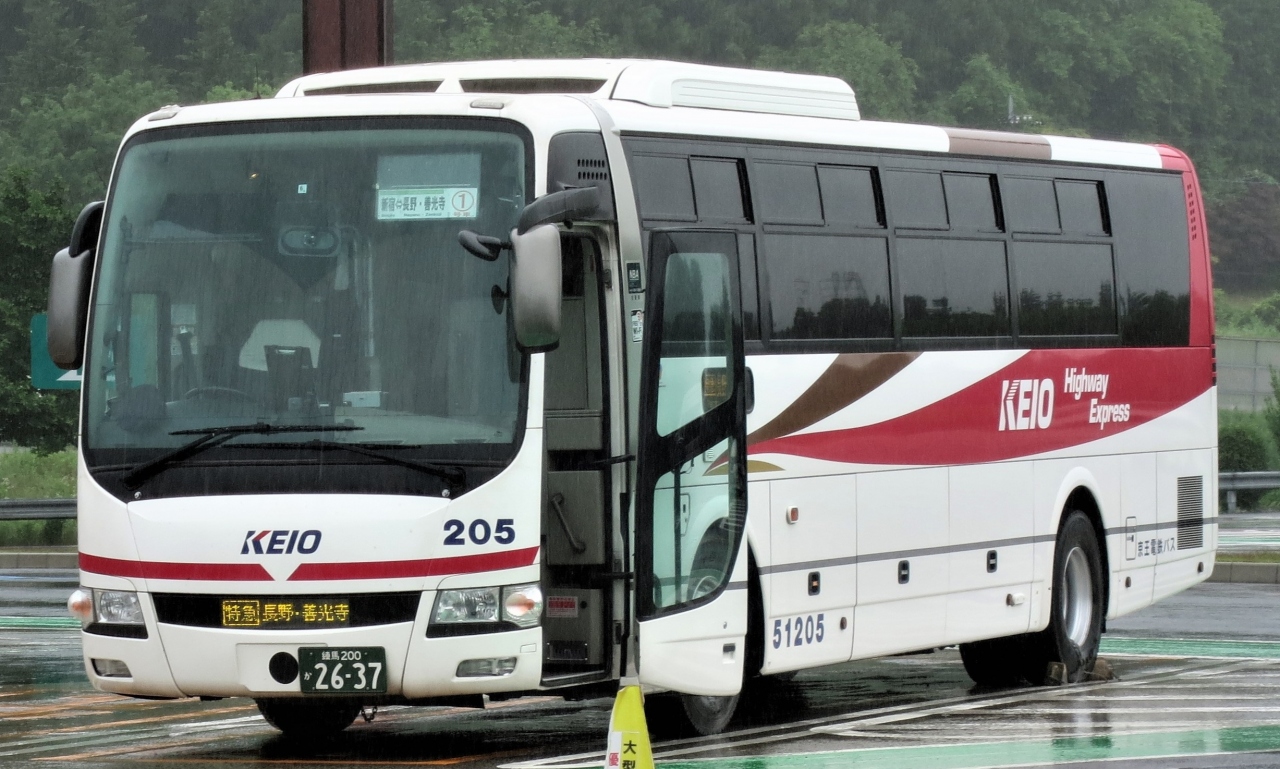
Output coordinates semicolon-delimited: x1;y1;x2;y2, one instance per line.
50;59;1216;738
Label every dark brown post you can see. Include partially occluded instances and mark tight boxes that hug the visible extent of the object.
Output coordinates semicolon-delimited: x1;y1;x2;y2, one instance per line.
303;0;393;74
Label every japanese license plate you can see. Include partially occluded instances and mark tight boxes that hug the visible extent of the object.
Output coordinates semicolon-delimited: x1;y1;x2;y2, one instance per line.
298;647;387;694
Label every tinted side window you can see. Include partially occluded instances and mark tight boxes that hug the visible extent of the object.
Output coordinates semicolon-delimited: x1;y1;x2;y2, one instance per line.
691;157;748;221
818;165;882;228
1004;177;1059;233
943;173;999;231
755;162;823;225
1107;171;1190;346
886;170;948;229
1056;180;1107;235
898;238;1010;337
1014;242;1116;336
633;154;695;221
764;234;893;340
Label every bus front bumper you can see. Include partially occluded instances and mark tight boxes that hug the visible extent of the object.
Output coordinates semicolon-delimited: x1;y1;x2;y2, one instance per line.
79;593;544;700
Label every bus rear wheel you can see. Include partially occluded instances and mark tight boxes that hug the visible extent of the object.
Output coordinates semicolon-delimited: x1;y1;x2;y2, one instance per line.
255;698;361;739
644;691;739;737
1022;510;1105;685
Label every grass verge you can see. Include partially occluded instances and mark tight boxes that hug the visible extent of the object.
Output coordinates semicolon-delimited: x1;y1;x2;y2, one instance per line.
1217;550;1280;564
0;449;77;547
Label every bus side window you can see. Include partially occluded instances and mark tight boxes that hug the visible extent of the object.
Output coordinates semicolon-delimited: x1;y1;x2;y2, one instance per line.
1003;177;1060;234
690;157;750;223
898;239;1011;339
763;233;893;342
1056;180;1108;236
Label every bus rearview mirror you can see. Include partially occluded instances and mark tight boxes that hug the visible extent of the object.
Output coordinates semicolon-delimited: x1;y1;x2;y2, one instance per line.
509;224;562;353
516;187;600;235
47;200;104;370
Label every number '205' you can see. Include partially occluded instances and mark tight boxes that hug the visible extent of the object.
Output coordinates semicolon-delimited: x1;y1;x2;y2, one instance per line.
444;519;514;546
772;613;825;648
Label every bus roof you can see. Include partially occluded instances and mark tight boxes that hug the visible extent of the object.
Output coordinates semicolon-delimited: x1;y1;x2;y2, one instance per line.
135;59;1164;170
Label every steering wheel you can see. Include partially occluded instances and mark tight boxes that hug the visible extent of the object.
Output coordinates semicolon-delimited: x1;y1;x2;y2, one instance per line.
182;386;256;403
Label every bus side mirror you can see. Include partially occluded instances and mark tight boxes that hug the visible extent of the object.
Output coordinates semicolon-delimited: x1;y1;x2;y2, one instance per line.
47;200;104;370
516;187;599;234
509;224;561;353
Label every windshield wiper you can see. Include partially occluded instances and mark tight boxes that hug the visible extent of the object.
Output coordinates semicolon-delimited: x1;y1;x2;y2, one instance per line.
250;439;465;488
121;423;364;490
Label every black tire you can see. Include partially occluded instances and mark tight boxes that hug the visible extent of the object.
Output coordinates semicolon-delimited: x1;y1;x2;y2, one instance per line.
1023;510;1105;685
959;634;1026;687
255;698;361;739
644;691;739;738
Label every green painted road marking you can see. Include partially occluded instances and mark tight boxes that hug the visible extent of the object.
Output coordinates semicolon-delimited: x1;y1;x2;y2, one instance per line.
662;725;1280;769
0;616;79;629
1101;636;1280;659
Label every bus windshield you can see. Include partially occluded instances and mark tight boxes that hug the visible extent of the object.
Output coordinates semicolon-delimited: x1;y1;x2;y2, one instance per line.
83;118;530;477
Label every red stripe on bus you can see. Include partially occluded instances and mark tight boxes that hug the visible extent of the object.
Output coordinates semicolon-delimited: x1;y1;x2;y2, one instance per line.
287;546;540;581
750;347;1211;467
78;547;540;582
79;553;273;581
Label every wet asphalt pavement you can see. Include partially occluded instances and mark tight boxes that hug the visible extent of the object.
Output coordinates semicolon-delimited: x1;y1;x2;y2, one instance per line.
3;570;1280;769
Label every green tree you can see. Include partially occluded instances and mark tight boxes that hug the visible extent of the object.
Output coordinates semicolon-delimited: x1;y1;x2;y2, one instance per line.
1206;0;1280;181
1094;0;1229;148
1206;178;1280;293
396;0;615;63
757;20;918;120
81;0;150;79
1264;368;1280;456
5;72;178;203
945;54;1034;129
0;168;77;454
3;0;87;106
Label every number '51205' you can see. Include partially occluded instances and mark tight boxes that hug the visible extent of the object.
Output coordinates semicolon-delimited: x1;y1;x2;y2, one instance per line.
773;613;825;648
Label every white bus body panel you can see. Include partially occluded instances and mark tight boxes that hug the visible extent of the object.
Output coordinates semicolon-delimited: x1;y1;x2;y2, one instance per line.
743;350;1215;663
765;474;857;672
853;468;949;659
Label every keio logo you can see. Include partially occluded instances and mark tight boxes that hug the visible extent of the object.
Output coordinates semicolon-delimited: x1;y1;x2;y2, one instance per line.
241;530;321;555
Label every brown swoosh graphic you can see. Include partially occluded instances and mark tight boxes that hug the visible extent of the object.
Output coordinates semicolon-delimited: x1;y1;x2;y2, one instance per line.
747;352;919;447
946;128;1052;160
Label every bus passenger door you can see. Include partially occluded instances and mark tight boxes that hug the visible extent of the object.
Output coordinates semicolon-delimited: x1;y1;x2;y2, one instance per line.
635;231;749;696
541;235;614;682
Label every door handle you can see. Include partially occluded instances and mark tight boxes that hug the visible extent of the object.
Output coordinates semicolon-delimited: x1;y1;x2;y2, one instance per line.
549;492;588;554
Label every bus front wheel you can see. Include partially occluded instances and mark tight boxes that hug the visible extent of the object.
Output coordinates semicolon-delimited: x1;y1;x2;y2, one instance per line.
255;698;361;739
1023;510;1105;685
644;691;739;737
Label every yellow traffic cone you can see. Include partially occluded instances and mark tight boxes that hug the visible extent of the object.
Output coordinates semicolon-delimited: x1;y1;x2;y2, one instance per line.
604;684;654;769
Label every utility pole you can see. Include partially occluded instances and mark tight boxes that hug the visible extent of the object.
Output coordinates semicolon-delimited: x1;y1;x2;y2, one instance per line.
302;0;394;74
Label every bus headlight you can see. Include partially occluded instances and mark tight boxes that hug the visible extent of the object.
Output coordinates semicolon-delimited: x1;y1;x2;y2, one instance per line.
94;590;144;625
430;583;543;629
433;587;501;624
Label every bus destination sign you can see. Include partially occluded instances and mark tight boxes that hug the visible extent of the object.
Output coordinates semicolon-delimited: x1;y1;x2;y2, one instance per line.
376;186;478;220
221;598;350;629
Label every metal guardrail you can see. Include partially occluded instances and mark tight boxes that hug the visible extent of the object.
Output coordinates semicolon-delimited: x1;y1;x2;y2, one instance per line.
0;498;76;522
0;471;1276;519
1219;471;1280;491
1219;471;1280;513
